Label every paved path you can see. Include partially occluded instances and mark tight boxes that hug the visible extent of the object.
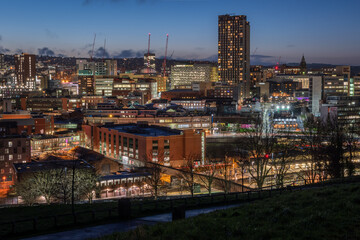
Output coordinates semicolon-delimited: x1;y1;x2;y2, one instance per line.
22;204;241;240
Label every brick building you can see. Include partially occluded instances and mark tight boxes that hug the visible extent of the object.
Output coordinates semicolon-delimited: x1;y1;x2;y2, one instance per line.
0;113;54;135
83;123;205;168
0;135;31;196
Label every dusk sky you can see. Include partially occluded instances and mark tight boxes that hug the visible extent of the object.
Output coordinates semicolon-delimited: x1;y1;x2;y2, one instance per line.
1;0;360;65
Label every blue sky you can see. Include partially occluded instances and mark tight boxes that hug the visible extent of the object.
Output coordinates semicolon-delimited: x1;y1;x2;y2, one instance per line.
0;0;360;65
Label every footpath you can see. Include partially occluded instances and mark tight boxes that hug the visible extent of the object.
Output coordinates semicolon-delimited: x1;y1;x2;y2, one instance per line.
22;203;241;240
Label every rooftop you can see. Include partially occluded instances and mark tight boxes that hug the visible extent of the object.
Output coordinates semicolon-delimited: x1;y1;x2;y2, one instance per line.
100;171;151;181
104;123;182;137
13;160;93;174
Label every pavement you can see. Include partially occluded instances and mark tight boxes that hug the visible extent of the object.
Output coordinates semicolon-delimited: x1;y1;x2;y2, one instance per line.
22;204;241;240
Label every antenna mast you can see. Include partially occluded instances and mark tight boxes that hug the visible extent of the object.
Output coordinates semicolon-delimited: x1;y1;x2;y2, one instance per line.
102;38;106;61
147;33;151;73
90;33;96;61
163;34;169;77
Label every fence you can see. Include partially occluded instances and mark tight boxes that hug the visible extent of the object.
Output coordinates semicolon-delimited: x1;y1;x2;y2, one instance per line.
1;175;360;238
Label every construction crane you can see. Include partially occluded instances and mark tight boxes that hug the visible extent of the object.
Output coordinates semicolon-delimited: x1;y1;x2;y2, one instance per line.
102;38;106;61
169;50;174;59
162;34;169;77
252;47;258;56
90;33;96;61
147;33;151;73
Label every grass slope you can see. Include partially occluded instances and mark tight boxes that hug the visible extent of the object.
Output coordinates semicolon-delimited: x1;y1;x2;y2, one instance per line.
97;183;360;240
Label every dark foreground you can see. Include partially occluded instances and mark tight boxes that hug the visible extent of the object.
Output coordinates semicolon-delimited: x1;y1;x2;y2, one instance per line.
95;182;360;240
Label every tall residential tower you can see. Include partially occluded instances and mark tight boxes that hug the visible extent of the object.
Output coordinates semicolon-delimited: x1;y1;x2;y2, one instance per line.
14;53;36;90
218;14;250;98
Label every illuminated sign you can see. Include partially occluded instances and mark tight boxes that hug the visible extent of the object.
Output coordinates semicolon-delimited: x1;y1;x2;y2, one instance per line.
122;156;129;164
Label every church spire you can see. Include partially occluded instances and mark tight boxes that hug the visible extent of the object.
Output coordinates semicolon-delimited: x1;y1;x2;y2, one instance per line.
300;54;307;75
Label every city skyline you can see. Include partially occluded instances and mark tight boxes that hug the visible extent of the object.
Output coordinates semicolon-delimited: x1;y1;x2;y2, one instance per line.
0;0;360;65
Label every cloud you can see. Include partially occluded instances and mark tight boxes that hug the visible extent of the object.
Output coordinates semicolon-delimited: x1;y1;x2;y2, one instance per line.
251;54;274;59
250;54;277;65
0;46;10;53
38;47;55;56
14;49;24;54
199;54;217;61
80;43;93;53
45;29;58;39
91;47;110;58
112;49;145;58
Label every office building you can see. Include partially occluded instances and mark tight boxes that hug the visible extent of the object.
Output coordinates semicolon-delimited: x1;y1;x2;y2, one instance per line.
95;60;118;75
112;78;157;101
321;96;360;126
14;53;36;89
268;79;298;97
76;59;117;76
83;108;211;130
144;53;156;71
95;77;114;96
323;75;348;98
170;64;213;89
78;75;95;95
275;75;310;89
351;76;360;96
218;14;250;97
309;76;323;116
83;123;205;167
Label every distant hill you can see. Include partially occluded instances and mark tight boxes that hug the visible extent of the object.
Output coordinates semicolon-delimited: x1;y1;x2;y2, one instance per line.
2;54;360;76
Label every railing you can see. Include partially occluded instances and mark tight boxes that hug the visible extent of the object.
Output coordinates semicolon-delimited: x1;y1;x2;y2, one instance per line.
1;175;360;238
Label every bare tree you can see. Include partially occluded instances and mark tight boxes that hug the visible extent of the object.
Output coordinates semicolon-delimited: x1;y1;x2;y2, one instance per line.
134;179;146;197
16;177;40;205
142;150;166;200
198;161;217;195
323;118;345;179
217;155;233;194
271;142;295;188
76;169;98;203
243;115;276;189
32;170;61;204
344;124;357;177
234;153;250;192
55;167;71;204
177;154;200;197
299;117;326;184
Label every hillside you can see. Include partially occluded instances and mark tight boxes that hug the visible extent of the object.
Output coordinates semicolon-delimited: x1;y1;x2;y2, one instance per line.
96;182;360;240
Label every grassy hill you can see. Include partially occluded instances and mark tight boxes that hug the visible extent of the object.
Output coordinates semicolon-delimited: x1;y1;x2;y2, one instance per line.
96;182;360;240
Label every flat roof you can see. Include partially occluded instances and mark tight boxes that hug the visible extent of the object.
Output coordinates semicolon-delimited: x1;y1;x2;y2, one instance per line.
104;123;182;137
14;160;93;173
100;172;151;181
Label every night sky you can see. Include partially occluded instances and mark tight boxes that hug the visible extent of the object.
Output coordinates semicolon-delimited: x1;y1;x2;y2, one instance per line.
1;0;360;65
